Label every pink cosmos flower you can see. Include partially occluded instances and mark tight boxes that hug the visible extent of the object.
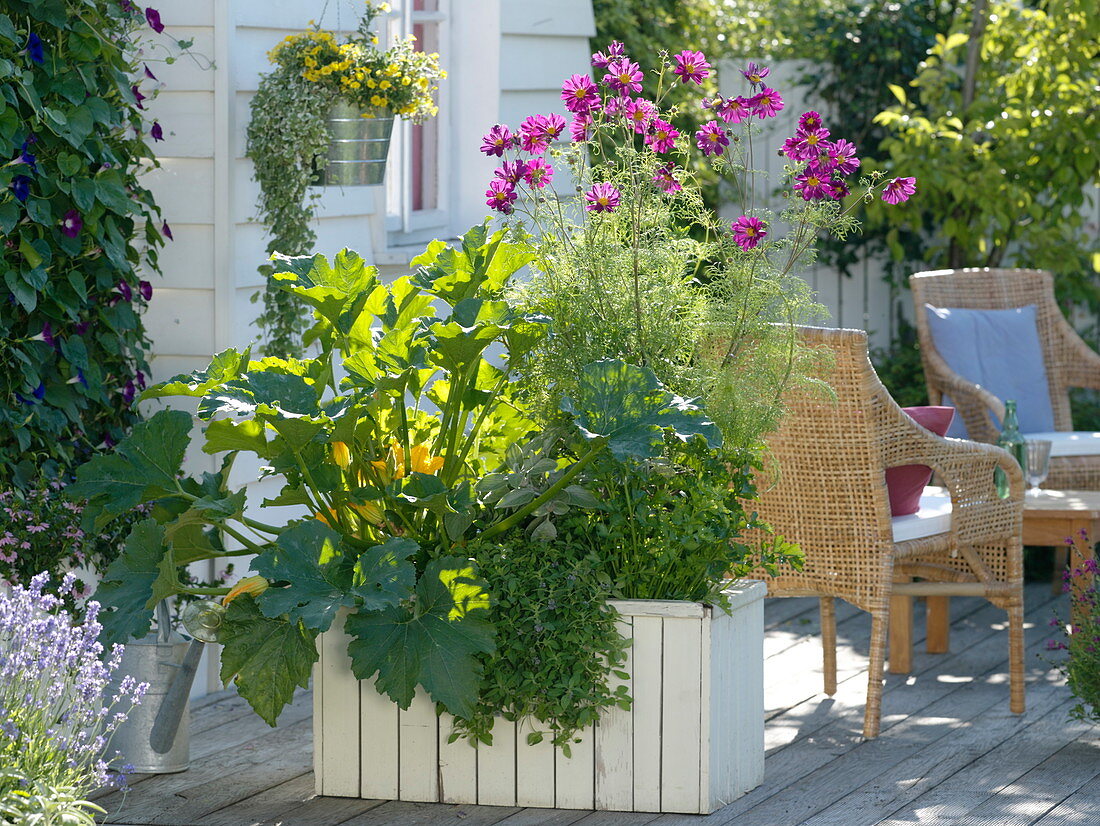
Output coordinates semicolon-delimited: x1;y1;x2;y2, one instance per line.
787;126;831;162
519;115;551;153
794;170;835;200
495;160;529;186
520;114;566;153
645;119;679;153
605;59;643;95
742;62;770;87
561;74;601;114
881;176;917;205
731;216;767;250
524;158;554;189
830;178;850;200
824;138;860;176
717;95;752;124
585;182;620;213
60;209;83;238
603;96;630;118
695;121;729;156
480;125;515;157
486;180;518;214
591;40;626;70
799;111;824;131
750;87;783;119
652;163;681;193
625;98;656;134
570;113;593;142
672;50;711;85
781;135;803;161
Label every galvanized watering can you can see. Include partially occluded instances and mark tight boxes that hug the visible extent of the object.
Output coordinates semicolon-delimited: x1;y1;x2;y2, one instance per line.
313;101;394;187
109;602;219;773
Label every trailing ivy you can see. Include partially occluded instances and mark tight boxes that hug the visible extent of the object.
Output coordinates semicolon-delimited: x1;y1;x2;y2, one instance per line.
0;1;180;486
245;70;329;358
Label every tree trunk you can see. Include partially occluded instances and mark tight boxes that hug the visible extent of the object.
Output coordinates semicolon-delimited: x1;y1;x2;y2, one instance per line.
961;0;989;113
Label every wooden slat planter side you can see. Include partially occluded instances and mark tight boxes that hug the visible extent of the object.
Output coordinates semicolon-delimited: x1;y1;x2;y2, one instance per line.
314;580;766;814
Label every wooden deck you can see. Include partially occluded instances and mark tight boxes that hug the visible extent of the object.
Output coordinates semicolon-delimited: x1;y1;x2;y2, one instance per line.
96;583;1099;826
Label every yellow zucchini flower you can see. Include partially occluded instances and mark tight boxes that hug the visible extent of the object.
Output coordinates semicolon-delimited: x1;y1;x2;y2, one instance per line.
223;575;270;607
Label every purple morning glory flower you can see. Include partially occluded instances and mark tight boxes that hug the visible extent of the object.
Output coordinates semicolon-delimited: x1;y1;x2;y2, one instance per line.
38;322;56;347
135;370;146;390
145;7;165;33
131;85;146;109
162;221;173;240
60;209;83;239
11;176;31;203
18;149;36;170
150;122;164;141
68;369;88;387
117;280;133;302
25;33;44;65
119;0;136;11
74;320;90;335
122;380;136;404
103;433;116;449
144;64;157;80
139;280;153;300
32;383;46;401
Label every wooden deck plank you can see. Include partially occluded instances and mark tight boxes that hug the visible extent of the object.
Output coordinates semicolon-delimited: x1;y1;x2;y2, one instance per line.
198;772;386;826
877;721;1100;826
1029;763;1100;826
645;586;1067;826
98;583;1088;826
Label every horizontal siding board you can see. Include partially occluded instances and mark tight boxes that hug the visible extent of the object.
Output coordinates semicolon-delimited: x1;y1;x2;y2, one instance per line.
231;163;382;224
234;0;363;32
145;158;215;224
156;224;216;289
500;35;591;91
143;287;216;356
498;90;569;129
146;91;216;158
150;27;216;92
501;0;596;37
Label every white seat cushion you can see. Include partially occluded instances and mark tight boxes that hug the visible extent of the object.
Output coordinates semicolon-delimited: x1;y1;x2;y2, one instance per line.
1021;431;1100;457
891;490;953;542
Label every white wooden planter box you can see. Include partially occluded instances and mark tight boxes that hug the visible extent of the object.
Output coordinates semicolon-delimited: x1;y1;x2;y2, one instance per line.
313;580;766;814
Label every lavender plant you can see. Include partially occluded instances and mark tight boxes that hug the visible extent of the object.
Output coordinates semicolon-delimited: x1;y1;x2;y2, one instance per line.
1047;537;1100;725
0;573;147;804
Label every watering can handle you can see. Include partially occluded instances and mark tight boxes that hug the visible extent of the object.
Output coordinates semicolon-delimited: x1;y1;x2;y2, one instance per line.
149;638;204;754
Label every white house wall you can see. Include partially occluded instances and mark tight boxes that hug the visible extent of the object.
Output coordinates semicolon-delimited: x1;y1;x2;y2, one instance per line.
137;0;595;697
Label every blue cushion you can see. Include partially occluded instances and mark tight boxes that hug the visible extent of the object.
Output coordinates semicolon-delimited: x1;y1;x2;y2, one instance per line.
924;304;1055;438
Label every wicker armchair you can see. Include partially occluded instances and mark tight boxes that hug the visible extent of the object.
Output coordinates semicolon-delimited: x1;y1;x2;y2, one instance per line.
911;267;1100;491
753;326;1025;739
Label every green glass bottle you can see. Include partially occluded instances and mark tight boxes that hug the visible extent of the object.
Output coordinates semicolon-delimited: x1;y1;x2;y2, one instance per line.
995;399;1028;497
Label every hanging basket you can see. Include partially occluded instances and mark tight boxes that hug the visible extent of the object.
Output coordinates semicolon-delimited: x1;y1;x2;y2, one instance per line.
312;101;394;187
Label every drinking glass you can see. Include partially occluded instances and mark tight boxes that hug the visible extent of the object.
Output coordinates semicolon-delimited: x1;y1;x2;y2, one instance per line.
1025;439;1052;496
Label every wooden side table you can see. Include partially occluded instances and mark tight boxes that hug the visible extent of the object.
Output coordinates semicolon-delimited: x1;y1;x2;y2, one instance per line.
890;488;1099;674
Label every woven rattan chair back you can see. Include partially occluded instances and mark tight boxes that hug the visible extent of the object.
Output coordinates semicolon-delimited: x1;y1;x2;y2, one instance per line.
911;268;1071;435
751;324;1026;738
755;326;896;614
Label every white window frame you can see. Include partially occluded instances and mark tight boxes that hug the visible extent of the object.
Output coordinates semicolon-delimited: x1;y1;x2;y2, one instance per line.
384;0;450;238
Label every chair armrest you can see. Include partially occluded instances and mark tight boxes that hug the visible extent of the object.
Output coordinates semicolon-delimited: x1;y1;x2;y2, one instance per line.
876;389;1024;545
1054;314;1100;391
921;344;1004;443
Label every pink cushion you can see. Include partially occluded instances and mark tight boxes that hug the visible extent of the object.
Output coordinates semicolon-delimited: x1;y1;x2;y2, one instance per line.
886;406;956;517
